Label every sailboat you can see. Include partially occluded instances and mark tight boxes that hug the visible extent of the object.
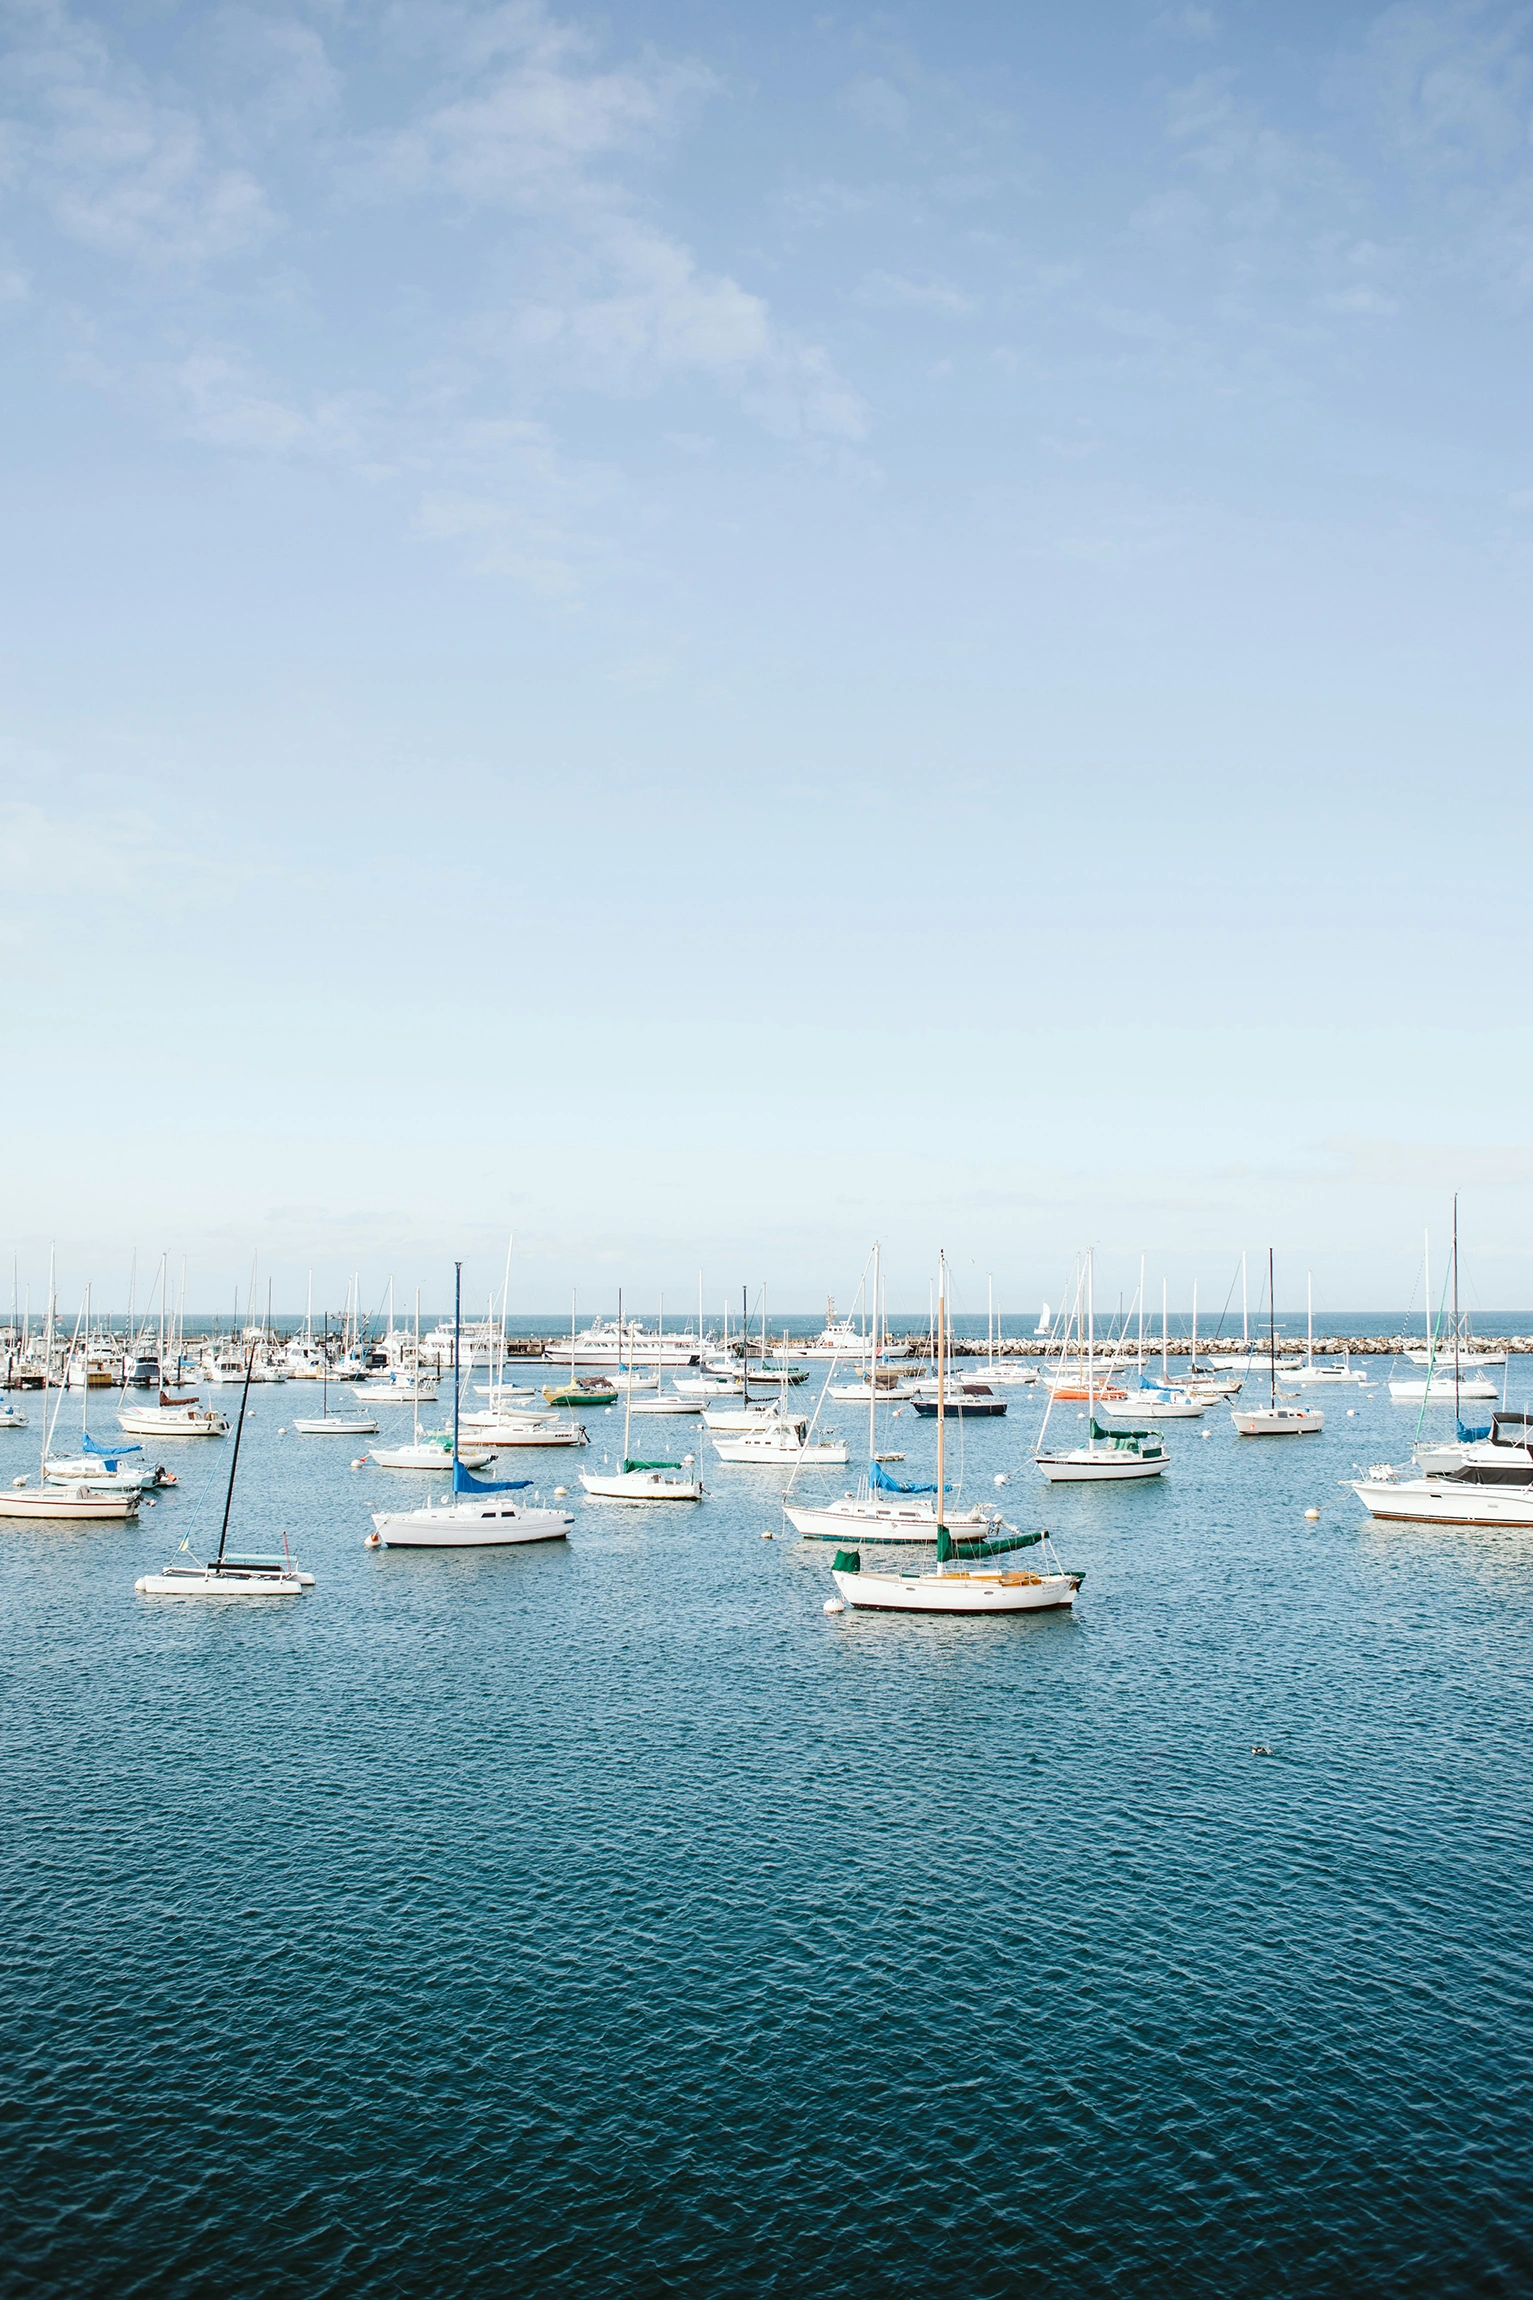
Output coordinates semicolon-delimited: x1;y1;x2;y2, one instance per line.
367;1264;574;1547
829;1253;1082;1612
2;1298;143;1521
292;1313;379;1436
136;1348;312;1595
117;1266;230;1436
579;1290;705;1500
1282;1271;1368;1387
373;1289;494;1469
1036;1253;1167;1481
1231;1252;1324;1434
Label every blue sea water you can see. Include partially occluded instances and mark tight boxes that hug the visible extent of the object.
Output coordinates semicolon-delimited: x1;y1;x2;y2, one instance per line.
3;1365;1532;2297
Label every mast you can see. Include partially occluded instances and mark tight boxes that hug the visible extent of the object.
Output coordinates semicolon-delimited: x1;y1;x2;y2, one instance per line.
1452;1196;1461;1426
1424;1228;1431;1362
215;1341;257;1566
1241;1250;1248;1349
453;1261;462;1471
1307;1270;1313;1373
322;1311;329;1418
1269;1248;1277;1409
1138;1254;1145;1378
987;1275;994;1376
621;1287;631;1464
1161;1277;1168;1384
1087;1249;1095;1447
1191;1277;1198;1377
936;1251;947;1540
869;1243;880;1471
741;1286;750;1409
413;1287;422;1449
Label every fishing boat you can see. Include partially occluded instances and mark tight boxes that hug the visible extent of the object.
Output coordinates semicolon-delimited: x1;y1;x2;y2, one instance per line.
368;1264;573;1547
828;1254;1080;1612
1231;1251;1325;1435
800;1304;876;1359
1036;1253;1167;1482
137;1347;311;1596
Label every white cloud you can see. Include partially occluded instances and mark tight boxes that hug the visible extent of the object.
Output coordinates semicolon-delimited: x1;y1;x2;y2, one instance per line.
174;352;370;457
0;0;277;267
842;76;910;135
858;269;976;316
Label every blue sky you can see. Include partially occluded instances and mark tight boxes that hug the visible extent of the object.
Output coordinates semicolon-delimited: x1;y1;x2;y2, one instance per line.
3;0;1532;1317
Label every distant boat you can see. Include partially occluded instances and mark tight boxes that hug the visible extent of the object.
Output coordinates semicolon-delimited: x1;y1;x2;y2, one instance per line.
292;1312;379;1435
136;1349;311;1596
1035;1252;1166;1483
578;1288;705;1501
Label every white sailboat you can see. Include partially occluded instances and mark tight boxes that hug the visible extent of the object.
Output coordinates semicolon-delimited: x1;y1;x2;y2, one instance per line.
4;1298;143;1521
1036;1254;1167;1481
368;1264;573;1547
292;1313;379;1436
579;1290;705;1500
829;1253;1081;1614
1231;1250;1324;1435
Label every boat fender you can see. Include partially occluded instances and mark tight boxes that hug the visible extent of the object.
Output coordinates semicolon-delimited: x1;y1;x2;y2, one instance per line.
553;1486;568;1498
993;1473;1008;1486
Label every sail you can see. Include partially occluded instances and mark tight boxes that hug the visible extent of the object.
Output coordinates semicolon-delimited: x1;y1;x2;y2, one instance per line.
622;1459;680;1473
452;1459;532;1495
84;1432;142;1462
936;1524;1045;1561
870;1461;949;1496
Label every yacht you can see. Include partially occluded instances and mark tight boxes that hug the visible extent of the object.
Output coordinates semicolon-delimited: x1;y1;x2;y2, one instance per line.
118;1397;231;1437
1351;1464;1533;1527
541;1319;701;1368
1416;1409;1533;1479
801;1311;875;1360
712;1419;849;1466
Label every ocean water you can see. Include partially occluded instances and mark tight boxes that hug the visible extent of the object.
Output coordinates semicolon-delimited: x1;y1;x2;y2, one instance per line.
3;1367;1532;2297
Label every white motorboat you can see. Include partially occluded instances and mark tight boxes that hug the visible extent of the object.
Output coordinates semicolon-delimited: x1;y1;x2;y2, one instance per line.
357;1374;440;1405
368;1262;575;1547
713;1418;849;1466
0;1404;26;1428
541;1316;701;1368
293;1411;380;1435
118;1398;230;1437
1415;1409;1533;1478
0;1480;141;1520
463;1415;588;1448
701;1400;787;1434
1231;1403;1324;1435
801;1307;876;1360
1283;1362;1368;1387
1350;1468;1533;1527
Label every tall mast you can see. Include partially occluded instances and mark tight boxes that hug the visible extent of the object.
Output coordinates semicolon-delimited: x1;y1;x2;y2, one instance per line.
1241;1251;1248;1348
1161;1277;1168;1384
1269;1247;1277;1409
1452;1205;1461;1416
1191;1277;1197;1376
1087;1249;1095;1446
1138;1254;1145;1378
936;1251;946;1540
620;1287;631;1463
453;1261;462;1470
1424;1228;1432;1360
741;1287;750;1408
869;1243;880;1469
216;1341;257;1566
1307;1269;1313;1372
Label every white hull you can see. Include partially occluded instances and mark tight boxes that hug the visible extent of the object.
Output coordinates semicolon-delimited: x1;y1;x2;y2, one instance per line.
370;1443;494;1470
1281;1367;1368;1387
1389;1376;1498;1402
832;1566;1077;1613
1351;1478;1533;1527
118;1405;230;1437
785;1497;1001;1543
0;1484;140;1519
136;1568;303;1597
357;1381;440;1405
1036;1450;1165;1482
627;1393;704;1415
1096;1392;1203;1421
369;1499;573;1546
471;1422;588;1448
1231;1406;1324;1434
1402;1346;1506;1367
292;1415;379;1435
702;1404;787;1433
712;1434;850;1465
577;1468;704;1501
0;1407;27;1428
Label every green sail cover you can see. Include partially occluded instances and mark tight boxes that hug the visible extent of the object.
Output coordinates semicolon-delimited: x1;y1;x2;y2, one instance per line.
622;1459;681;1473
936;1525;1046;1562
1091;1417;1151;1441
831;1550;861;1573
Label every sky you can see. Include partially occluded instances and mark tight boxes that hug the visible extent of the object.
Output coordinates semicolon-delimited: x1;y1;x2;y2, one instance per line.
3;0;1532;1320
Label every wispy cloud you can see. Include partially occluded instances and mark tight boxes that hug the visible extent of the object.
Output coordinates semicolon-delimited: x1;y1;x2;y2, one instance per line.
858;269;976;315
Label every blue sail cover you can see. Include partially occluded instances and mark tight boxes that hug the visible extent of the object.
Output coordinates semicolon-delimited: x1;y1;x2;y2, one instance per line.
84;1431;142;1460
452;1458;533;1495
870;1461;949;1496
1458;1419;1492;1443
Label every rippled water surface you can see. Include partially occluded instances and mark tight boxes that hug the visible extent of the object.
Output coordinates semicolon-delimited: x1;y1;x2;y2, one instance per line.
4;1369;1533;2297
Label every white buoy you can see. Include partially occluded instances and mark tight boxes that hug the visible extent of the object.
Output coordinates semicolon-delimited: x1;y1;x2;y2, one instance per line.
824;1598;845;1614
761;1529;774;1540
1305;1507;1320;1520
1347;1408;1356;1417
364;1530;381;1548
278;1427;287;1436
993;1473;1008;1487
682;1453;695;1465
350;1457;366;1470
553;1486;568;1498
1201;1429;1211;1439
12;1475;26;1488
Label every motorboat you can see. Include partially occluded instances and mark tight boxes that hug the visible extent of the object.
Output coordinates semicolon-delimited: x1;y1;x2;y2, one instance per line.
1094;1384;1204;1422
463;1415;588;1448
1416;1409;1533;1478
701;1400;788;1433
800;1309;875;1360
540;1318;701;1368
1350;1465;1533;1527
1388;1369;1497;1402
0;1403;27;1428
